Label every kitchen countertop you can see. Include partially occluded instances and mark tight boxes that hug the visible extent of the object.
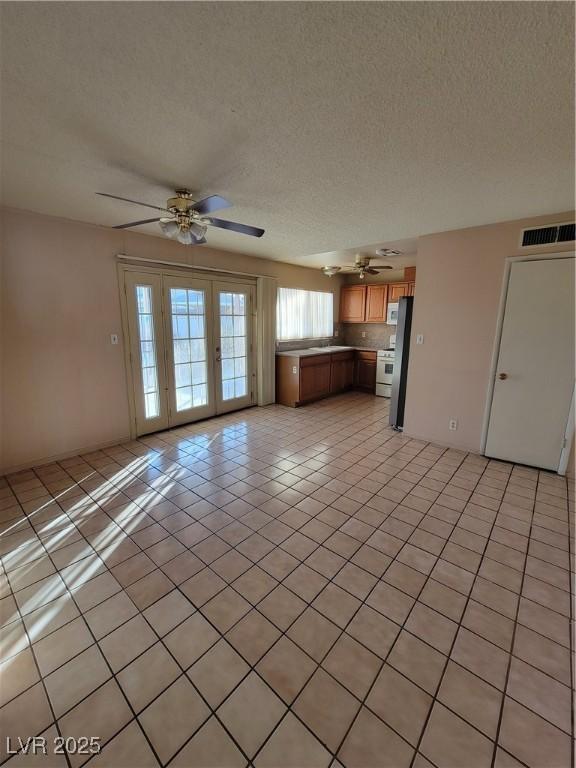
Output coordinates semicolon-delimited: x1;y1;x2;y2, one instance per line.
276;346;383;357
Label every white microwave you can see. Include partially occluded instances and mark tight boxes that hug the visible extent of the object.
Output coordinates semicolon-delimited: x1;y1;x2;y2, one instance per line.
387;302;399;325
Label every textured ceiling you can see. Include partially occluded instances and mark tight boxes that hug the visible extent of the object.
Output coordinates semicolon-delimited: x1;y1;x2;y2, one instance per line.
1;2;574;267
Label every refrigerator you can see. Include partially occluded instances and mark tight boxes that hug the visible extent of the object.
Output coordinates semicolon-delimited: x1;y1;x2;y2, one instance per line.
389;296;413;430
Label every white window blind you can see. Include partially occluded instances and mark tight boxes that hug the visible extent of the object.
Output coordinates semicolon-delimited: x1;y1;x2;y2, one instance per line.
276;287;333;340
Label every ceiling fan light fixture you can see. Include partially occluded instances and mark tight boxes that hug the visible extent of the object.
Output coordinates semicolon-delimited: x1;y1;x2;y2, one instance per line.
190;221;208;240
176;228;194;245
322;266;341;277
160;220;179;238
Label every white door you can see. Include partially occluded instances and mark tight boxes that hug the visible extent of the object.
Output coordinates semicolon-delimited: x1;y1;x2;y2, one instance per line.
213;282;256;414
164;276;216;426
485;257;575;471
124;271;256;436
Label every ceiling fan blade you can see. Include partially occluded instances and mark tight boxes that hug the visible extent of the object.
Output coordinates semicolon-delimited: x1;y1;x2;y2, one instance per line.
207;218;265;238
373;265;393;270
113;217;161;230
190;195;232;215
96;192;168;213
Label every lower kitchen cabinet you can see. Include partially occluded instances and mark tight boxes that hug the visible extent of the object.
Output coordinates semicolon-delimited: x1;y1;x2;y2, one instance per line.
330;351;355;393
276;349;373;406
300;356;331;401
355;351;377;391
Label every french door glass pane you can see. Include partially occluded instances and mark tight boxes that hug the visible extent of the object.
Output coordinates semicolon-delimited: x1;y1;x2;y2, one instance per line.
220;291;248;400
170;288;208;411
135;285;160;419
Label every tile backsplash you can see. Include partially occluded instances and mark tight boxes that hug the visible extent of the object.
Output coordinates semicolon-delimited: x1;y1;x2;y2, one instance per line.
275;322;395;351
276;323;343;351
341;322;396;349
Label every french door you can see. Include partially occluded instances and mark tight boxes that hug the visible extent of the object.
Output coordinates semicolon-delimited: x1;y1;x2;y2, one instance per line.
123;270;255;435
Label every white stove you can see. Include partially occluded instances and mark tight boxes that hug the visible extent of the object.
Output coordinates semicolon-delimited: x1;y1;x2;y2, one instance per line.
376;348;395;398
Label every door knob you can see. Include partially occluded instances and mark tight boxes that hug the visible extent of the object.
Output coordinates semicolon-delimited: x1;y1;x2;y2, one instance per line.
498;373;508;380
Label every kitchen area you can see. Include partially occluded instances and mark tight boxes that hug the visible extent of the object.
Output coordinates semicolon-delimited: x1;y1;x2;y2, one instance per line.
275;266;416;428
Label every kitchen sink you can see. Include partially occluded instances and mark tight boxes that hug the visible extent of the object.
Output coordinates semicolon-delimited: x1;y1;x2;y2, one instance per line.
307;345;353;352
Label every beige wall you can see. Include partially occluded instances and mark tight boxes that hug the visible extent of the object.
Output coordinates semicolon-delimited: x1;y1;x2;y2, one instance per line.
2;206;573;471
404;211;575;452
0;207;340;473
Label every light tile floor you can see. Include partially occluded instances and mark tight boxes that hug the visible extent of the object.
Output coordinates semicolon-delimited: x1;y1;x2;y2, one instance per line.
0;392;573;767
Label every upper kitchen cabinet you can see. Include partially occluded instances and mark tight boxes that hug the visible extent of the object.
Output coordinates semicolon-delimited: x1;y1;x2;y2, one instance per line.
340;269;416;322
388;282;410;302
340;285;366;323
365;285;388;322
404;266;416;282
405;267;416;297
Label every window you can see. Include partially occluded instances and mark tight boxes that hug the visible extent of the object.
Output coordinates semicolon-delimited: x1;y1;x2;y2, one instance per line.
135;285;160;419
276;287;333;340
219;291;248;400
169;287;208;411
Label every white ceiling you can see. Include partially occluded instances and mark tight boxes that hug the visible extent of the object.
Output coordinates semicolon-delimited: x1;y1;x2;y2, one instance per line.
1;2;573;267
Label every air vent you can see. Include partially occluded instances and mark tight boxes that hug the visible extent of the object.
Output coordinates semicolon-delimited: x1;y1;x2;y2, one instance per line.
558;223;575;242
521;222;575;247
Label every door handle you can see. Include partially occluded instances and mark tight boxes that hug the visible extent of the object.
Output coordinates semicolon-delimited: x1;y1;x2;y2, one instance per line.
498;373;508;380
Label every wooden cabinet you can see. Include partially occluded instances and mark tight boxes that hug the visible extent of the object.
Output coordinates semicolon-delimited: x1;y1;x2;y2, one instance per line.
355;350;377;392
340;274;415;323
300;356;331;402
276;349;367;406
330;351;355;393
404;266;416;282
340;286;367;323
365;285;388;322
388;282;410;302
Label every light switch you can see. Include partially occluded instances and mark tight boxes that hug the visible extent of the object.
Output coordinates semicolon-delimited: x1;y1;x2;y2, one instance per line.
111;334;119;345
416;334;424;345
361;332;366;338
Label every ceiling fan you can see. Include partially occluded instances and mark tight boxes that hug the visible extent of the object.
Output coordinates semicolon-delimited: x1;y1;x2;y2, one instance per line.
96;189;265;245
322;254;393;279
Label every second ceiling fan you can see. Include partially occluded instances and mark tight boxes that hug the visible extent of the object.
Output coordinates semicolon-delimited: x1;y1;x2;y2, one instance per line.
97;189;265;245
322;254;393;279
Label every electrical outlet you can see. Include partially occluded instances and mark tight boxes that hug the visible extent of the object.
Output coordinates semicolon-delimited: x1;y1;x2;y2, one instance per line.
449;419;458;431
416;334;424;345
334;329;339;337
292;366;297;374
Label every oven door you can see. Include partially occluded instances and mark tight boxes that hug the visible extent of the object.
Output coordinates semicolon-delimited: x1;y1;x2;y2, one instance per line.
381;361;394;384
386;303;399;325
